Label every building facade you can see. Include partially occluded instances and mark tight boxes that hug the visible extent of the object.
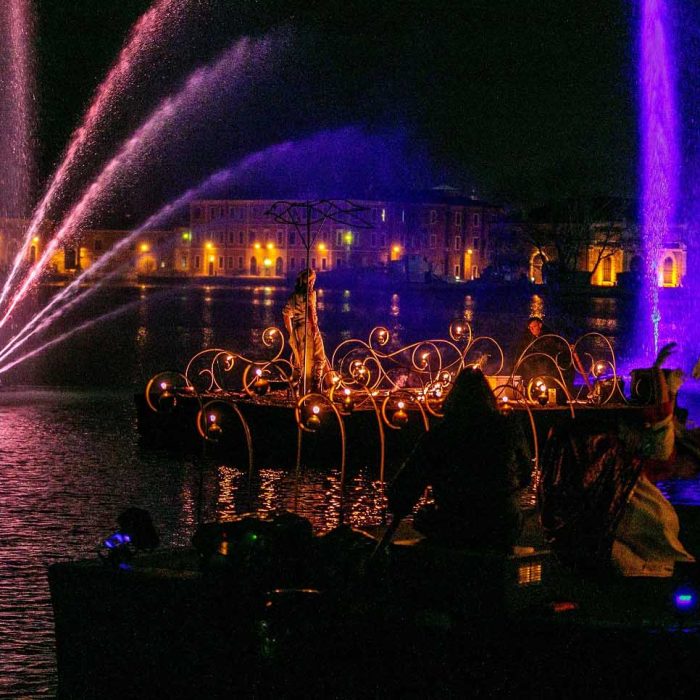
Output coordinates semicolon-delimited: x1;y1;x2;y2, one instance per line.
171;194;502;281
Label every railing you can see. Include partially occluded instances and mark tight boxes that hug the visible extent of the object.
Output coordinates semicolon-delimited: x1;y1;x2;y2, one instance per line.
144;324;627;521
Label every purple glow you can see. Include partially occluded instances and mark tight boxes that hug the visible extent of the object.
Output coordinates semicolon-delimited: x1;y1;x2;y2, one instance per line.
673;587;697;611
639;0;679;357
0;127;418;365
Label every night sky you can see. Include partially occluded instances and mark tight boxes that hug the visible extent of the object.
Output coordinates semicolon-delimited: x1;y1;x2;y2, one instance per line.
32;0;637;220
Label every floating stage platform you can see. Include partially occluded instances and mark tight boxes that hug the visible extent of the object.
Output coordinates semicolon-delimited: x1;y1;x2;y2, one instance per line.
135;325;636;473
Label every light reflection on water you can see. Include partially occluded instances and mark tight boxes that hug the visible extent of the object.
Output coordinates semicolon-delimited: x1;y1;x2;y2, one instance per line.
1;284;699;696
0;388;390;697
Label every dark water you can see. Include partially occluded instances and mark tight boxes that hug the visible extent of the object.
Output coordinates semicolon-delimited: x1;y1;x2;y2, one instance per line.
1;282;699;697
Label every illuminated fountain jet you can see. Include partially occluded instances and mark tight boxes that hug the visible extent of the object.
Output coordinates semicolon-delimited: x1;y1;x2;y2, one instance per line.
638;0;679;358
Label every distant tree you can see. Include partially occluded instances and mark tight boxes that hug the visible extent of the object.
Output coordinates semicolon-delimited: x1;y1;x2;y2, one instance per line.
487;220;529;278
525;198;626;283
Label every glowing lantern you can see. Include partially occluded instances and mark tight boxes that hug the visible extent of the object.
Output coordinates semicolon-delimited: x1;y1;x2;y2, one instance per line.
157;382;176;412
306;404;321;430
253;368;270;395
207;413;222;439
392;400;409;426
341;387;354;413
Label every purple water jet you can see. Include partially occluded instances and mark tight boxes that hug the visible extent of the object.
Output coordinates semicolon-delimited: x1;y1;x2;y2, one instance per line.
638;0;679;357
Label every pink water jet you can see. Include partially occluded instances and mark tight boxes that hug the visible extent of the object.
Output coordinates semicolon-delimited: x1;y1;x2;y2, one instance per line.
0;125;407;363
0;32;283;333
0;0;35;218
0;0;193;309
0;138;297;364
0;298;145;376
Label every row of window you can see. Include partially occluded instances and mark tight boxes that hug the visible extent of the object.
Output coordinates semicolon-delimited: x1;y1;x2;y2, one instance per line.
183;255;332;274
183;229;482;250
193;205;483;228
426;211;482;228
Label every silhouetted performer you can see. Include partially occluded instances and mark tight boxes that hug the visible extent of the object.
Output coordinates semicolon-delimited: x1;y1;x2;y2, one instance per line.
283;268;328;393
513;315;573;403
387;368;532;551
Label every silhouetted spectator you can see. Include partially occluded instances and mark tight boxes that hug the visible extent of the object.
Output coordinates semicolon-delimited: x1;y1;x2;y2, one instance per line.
387;368;532;551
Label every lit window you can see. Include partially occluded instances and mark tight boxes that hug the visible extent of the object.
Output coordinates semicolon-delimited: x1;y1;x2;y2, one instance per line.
602;257;613;283
662;256;675;286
